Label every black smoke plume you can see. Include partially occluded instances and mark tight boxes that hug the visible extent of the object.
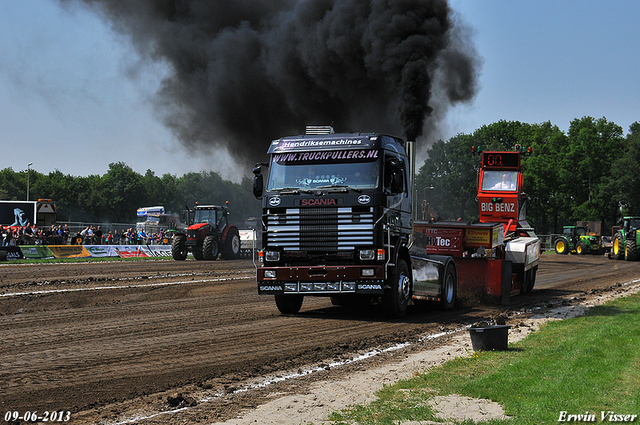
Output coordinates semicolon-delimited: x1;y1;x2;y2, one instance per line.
61;0;480;166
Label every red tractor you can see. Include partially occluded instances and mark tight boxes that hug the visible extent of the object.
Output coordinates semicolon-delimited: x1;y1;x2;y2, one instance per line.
171;203;241;261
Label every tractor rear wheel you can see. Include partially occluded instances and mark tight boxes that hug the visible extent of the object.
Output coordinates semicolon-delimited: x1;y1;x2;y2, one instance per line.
171;235;187;261
612;233;624;260
625;238;638;261
554;238;569;255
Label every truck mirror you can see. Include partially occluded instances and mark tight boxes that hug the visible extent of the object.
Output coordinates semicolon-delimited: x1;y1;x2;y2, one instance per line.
253;163;268;199
387;158;404;194
253;173;264;199
392;170;404;194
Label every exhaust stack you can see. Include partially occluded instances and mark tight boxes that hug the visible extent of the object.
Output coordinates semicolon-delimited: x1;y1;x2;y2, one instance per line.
406;140;416;246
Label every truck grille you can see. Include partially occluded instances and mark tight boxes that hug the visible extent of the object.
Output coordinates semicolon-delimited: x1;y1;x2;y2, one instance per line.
266;207;374;251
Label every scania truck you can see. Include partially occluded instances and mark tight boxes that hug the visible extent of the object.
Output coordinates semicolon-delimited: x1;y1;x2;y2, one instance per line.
252;127;456;317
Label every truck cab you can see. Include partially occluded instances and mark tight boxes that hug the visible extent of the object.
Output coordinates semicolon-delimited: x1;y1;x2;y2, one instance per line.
253;127;457;317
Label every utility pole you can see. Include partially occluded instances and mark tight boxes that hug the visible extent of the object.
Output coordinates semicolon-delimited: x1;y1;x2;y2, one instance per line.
27;162;33;201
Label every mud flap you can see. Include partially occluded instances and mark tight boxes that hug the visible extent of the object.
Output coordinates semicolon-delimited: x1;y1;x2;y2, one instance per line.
501;260;512;305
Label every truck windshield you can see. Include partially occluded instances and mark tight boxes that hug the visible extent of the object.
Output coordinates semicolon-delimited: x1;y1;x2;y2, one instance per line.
266;149;381;191
481;170;518;191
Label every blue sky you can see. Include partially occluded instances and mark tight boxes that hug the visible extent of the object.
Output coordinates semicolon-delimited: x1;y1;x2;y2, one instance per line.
447;0;640;137
1;1;639;181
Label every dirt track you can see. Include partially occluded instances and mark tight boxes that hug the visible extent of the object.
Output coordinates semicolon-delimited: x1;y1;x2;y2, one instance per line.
1;254;638;424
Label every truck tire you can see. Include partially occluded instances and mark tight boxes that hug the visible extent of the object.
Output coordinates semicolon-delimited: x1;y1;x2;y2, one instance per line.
612;233;624;260
576;241;587;255
625;238;638;261
330;294;362;307
554;238;569;255
203;235;219;260
441;262;457;309
383;259;411;317
274;294;304;314
171;235;187;261
222;227;241;260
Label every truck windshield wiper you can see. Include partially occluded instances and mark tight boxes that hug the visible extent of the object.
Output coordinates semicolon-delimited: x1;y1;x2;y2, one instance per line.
272;187;312;194
316;184;361;193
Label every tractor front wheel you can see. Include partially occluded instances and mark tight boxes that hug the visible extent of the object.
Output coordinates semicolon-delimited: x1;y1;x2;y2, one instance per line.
203;235;219;260
192;246;204;261
612;233;624;260
576;241;587;255
554;238;569;255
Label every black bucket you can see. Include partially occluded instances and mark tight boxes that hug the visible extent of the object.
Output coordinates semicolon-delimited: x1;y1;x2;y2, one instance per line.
468;325;511;351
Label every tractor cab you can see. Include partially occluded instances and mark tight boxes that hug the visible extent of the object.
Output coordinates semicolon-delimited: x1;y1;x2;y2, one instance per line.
190;205;228;231
564;226;587;239
620;217;640;233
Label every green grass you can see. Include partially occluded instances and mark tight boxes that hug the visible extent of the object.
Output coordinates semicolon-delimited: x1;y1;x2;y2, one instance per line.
328;293;640;424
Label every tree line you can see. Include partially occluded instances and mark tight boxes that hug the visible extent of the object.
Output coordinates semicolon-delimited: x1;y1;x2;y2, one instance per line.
1;115;638;235
0;162;261;226
416;116;640;235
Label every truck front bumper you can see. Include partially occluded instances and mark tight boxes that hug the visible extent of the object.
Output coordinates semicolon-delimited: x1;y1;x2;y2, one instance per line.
257;265;385;295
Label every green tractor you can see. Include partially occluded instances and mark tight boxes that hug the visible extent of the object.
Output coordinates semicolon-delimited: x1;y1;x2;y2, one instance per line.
554;225;602;255
611;217;640;261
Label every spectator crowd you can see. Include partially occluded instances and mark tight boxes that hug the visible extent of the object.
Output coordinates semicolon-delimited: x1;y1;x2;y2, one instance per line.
1;223;171;246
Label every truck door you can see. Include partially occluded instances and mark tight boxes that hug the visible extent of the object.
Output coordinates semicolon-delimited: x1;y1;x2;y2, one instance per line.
383;152;412;237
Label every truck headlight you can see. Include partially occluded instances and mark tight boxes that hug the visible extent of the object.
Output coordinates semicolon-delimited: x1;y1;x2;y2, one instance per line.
361;268;375;277
285;283;297;292
265;250;280;262
359;249;375;261
342;282;356;291
264;270;276;279
327;282;340;291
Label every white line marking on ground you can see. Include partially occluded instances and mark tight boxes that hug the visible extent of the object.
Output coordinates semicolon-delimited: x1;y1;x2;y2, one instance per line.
0;275;254;297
